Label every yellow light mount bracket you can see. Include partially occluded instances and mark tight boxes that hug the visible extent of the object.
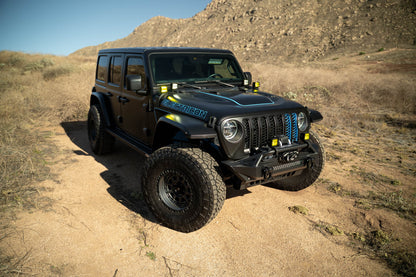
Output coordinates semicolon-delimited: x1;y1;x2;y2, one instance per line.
253;81;260;92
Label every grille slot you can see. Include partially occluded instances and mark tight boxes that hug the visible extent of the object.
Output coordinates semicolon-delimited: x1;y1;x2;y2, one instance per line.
243;113;299;150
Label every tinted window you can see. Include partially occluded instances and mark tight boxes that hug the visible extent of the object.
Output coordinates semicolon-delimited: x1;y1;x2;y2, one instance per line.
126;57;145;88
109;56;123;85
96;56;108;81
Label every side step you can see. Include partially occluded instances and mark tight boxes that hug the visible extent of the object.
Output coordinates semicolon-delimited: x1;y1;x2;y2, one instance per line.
106;128;152;157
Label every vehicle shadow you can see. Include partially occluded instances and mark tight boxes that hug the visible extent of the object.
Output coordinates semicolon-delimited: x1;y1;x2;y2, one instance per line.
60;121;250;222
61;121;155;223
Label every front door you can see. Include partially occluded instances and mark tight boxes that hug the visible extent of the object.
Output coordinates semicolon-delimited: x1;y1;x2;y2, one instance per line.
120;56;151;145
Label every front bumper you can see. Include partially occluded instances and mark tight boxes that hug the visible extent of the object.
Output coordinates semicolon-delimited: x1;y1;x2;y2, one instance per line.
222;142;318;189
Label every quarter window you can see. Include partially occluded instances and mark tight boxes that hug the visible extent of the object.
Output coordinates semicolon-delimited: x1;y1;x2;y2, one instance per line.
109;56;123;85
96;56;108;82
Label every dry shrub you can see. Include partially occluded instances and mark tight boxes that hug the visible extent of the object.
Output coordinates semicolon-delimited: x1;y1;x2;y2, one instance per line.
0;51;94;211
43;64;75;80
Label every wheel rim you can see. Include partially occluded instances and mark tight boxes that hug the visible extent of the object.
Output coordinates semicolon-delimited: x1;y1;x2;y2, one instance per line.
158;169;193;211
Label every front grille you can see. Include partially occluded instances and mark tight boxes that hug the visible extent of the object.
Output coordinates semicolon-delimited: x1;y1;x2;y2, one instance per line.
243;113;299;150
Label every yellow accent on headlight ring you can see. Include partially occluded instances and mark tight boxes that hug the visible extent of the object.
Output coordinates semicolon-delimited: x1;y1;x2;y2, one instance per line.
160;86;168;93
304;133;310;140
272;138;278;147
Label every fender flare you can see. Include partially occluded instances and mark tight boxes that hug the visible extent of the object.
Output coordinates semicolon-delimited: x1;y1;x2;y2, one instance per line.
156;114;217;140
90;91;112;128
309;108;323;123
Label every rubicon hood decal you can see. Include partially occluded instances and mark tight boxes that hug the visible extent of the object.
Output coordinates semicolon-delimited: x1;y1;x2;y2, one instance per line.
161;98;208;120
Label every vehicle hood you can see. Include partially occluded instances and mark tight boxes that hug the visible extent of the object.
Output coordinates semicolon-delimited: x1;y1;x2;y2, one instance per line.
158;88;305;122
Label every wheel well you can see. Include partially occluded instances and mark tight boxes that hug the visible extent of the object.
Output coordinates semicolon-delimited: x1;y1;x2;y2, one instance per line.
90;95;99;106
153;122;191;149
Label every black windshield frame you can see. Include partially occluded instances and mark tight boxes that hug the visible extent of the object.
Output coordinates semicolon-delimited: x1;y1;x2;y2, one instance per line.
149;53;245;85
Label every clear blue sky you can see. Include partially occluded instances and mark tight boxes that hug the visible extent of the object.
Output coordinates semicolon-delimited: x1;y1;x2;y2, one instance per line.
0;0;211;56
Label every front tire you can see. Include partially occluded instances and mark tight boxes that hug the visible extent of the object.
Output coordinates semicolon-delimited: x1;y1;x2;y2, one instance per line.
142;146;226;233
272;130;325;191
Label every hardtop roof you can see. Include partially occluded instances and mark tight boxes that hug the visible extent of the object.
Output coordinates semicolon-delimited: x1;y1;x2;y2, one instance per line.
98;47;233;55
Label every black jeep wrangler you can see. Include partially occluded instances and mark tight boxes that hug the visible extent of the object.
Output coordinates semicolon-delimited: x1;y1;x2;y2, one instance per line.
88;47;324;232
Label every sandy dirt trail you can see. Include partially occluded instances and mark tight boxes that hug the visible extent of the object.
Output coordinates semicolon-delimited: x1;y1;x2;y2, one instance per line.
2;122;397;276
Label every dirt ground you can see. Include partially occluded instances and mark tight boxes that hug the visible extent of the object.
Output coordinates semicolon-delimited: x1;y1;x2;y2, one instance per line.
2;117;415;276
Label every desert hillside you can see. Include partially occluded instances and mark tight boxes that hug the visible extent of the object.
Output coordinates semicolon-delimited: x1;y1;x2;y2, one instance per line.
72;0;416;61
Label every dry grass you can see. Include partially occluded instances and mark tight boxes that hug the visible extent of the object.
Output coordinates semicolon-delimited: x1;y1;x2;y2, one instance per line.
244;50;416;135
0;49;415;276
0;51;95;215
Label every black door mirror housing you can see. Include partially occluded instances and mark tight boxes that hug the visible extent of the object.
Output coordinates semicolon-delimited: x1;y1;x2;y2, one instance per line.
126;75;142;91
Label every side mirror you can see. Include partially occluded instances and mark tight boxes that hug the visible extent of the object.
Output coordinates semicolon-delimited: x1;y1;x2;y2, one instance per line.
126;75;142;91
243;72;252;86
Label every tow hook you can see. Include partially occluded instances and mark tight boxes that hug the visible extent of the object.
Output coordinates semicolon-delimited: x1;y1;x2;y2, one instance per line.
263;167;272;179
281;151;299;162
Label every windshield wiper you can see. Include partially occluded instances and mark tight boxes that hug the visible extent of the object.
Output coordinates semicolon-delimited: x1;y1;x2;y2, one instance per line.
195;80;235;88
177;83;202;90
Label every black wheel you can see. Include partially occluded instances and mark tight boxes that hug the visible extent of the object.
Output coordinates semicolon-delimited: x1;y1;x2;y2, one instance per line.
87;104;114;155
272;130;325;191
142;145;226;233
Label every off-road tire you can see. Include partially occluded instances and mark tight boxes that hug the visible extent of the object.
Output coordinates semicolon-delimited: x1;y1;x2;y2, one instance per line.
142;145;226;233
272;130;325;191
87;104;114;155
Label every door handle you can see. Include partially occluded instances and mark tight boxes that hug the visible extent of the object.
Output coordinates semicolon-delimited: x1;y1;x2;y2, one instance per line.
118;96;130;104
105;92;113;97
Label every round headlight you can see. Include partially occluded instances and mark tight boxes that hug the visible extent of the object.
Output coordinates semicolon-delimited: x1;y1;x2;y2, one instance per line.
297;112;308;132
222;120;238;141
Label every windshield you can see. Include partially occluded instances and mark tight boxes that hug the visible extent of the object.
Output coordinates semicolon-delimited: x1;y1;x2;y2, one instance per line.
149;53;244;85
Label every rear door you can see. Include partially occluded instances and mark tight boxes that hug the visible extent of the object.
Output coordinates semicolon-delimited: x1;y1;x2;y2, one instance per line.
107;55;124;126
120;55;151;145
95;54;124;127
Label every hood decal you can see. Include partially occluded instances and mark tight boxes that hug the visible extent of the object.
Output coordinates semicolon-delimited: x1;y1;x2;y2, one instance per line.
195;90;275;106
161;98;208;120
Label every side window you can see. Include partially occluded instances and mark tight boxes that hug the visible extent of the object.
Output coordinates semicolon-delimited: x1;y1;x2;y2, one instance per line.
96;56;108;82
109;56;123;86
126;57;145;89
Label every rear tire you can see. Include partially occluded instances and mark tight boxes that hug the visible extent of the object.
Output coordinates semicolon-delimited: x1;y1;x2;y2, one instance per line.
87;104;114;155
142;145;226;233
272;130;325;191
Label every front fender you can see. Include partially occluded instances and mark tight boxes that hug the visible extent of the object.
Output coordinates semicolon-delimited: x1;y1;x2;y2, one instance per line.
157;114;217;140
309;108;323;123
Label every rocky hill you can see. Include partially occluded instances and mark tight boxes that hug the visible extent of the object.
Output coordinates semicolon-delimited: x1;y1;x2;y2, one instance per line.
72;0;416;62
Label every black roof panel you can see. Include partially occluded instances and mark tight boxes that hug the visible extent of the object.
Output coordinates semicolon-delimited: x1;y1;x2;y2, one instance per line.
98;47;233;55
